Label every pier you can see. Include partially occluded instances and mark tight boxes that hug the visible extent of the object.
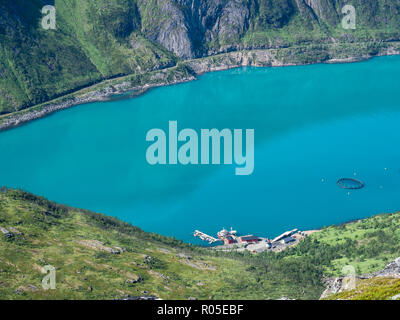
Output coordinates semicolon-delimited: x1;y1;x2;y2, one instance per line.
193;230;220;244
193;226;315;253
271;229;298;243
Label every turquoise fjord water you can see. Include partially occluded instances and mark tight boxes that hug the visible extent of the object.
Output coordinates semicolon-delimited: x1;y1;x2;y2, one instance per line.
1;55;400;243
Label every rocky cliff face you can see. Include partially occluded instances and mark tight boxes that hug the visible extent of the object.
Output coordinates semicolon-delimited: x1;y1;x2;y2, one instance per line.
136;0;400;58
302;0;340;25
138;0;252;58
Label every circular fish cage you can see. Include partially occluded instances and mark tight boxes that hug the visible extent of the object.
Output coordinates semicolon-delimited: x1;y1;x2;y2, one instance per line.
337;178;365;190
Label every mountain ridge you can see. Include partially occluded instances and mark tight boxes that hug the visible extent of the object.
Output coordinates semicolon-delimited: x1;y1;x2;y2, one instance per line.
1;0;399;115
1;42;399;131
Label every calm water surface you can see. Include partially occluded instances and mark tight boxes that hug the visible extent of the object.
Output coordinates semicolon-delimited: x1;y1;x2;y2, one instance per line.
1;56;400;242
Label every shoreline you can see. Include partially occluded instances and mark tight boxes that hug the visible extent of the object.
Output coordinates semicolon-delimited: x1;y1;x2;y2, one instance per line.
0;41;399;132
0;184;397;248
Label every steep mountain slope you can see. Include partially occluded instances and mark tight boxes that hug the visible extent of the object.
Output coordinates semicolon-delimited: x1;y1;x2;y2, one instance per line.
0;0;101;113
0;0;176;114
1;187;400;300
0;0;399;115
0;188;324;300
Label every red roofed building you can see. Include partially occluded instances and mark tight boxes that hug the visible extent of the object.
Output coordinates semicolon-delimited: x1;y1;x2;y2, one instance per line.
223;235;236;245
239;235;260;244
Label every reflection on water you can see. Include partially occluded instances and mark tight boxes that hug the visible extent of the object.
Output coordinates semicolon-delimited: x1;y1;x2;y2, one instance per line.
1;55;400;242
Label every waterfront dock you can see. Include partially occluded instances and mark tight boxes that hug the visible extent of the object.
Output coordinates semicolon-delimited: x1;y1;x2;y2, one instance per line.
194;227;320;253
193;230;220;244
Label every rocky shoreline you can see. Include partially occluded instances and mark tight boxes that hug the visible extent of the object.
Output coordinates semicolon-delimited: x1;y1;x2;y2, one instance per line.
1;43;399;132
0;72;196;132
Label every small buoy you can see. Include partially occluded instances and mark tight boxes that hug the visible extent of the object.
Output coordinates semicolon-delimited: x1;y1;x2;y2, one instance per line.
384;167;388;171
353;172;357;176
321;178;325;183
347;192;351;196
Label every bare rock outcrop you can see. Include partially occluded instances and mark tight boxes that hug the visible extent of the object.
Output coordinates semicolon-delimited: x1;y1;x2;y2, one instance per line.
138;0;251;58
75;240;124;254
303;0;340;25
321;257;400;299
370;257;400;278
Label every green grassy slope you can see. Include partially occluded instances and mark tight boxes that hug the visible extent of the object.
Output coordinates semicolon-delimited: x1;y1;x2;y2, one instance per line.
308;215;400;276
244;0;400;47
0;0;102;113
0;0;176;115
325;277;400;300
56;0;177;77
1;188;400;300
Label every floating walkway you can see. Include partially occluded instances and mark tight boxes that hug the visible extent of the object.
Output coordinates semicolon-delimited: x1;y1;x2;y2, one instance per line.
193;230;220;244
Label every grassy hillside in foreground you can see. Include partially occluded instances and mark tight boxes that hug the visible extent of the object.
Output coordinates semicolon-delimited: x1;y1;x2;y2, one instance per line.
1;188;400;300
325;277;400;300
